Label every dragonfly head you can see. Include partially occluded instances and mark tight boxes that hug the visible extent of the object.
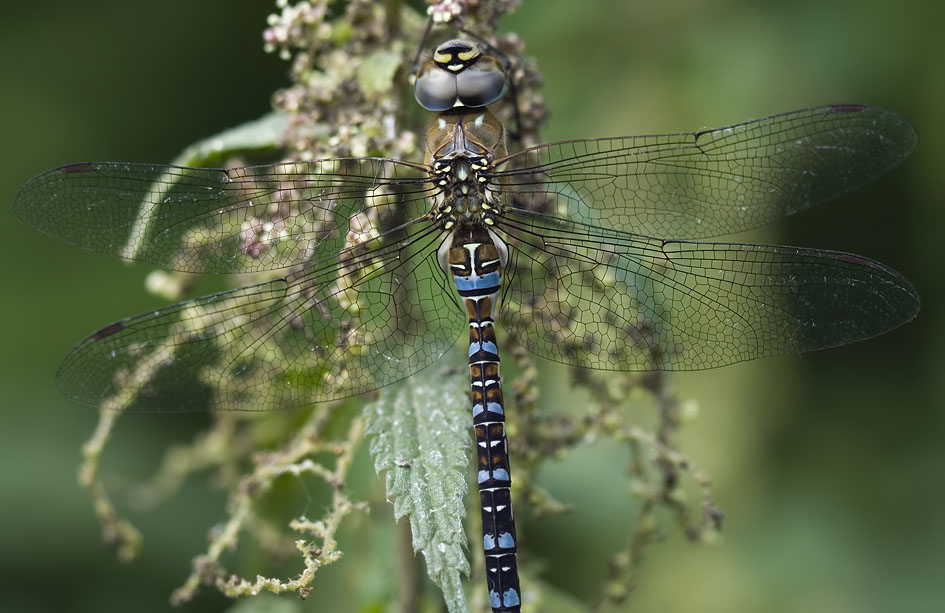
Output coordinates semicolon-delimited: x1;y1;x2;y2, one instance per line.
415;39;508;111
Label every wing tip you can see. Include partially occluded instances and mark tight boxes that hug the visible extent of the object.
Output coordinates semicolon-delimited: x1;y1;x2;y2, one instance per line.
828;102;918;158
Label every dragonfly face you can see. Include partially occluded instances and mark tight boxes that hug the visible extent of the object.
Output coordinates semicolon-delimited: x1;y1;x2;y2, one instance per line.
14;34;919;613
414;39;508;111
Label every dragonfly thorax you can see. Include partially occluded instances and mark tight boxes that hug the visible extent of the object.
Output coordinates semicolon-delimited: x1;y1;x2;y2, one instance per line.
430;156;499;230
427;108;507;231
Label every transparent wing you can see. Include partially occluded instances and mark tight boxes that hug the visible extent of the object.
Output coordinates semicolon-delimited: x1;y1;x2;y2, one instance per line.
490;104;916;239
56;221;464;411
495;210;919;370
14;158;435;273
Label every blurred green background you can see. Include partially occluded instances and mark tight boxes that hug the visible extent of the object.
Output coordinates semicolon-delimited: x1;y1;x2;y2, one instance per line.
1;1;941;612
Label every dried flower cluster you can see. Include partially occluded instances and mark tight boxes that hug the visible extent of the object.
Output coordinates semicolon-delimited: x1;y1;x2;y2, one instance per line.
426;0;521;28
264;0;420;161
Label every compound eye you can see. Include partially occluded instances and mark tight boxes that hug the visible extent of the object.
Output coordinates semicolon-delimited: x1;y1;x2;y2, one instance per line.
455;57;507;108
414;63;458;111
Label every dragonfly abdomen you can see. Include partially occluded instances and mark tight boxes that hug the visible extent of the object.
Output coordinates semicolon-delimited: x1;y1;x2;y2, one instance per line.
447;227;521;612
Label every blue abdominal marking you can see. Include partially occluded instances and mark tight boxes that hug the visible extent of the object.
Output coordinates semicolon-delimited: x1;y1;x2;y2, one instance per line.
503;589;520;606
469;340;499;356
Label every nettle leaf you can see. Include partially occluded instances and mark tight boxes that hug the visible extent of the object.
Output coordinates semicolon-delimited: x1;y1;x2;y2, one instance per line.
116;111;290;264
172;110;289;168
364;361;471;613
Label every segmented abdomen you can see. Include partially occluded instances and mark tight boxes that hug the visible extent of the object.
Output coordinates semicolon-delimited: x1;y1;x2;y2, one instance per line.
448;229;521;612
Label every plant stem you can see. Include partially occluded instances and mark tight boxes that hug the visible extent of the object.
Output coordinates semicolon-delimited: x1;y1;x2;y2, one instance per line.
397;516;422;613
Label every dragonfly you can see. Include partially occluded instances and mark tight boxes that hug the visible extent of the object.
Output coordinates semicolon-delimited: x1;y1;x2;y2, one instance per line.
15;37;918;612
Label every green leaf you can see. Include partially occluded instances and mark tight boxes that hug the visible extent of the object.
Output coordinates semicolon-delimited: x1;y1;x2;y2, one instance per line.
364;360;471;613
357;45;404;97
172;110;289;168
121;111;288;263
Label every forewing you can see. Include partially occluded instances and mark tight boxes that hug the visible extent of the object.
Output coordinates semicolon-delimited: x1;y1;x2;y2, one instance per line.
15;158;434;273
56;222;464;411
490;104;916;239
495;210;919;370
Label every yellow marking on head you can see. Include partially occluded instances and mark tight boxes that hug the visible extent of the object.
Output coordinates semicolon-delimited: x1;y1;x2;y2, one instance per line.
448;64;464;72
484;218;495;225
457;47;480;62
444;221;454;229
434;51;452;64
